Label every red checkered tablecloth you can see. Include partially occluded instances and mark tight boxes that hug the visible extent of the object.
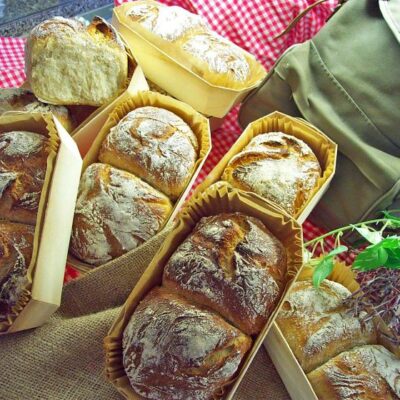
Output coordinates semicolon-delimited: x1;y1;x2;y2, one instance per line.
1;0;354;279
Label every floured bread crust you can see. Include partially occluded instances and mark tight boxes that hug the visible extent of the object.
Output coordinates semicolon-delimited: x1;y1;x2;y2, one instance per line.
25;16;128;106
0;130;49;225
163;212;287;335
222;132;321;215
70;163;172;266
98;106;198;200
122;287;252;400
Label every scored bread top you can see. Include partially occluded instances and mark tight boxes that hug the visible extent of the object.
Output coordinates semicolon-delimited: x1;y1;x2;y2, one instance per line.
163;212;287;335
308;345;400;399
70;163;172;266
122;287;252;400
0;131;49;224
98;106;198;200
222;132;321;215
0;221;34;320
276;280;377;373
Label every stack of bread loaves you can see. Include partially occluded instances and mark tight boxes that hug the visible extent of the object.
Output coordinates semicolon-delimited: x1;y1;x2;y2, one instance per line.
69;104;200;266
276;279;400;399
0;128;50;321
120;212;288;399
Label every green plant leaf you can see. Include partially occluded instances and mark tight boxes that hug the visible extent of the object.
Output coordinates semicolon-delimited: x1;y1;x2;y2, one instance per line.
353;225;382;244
382;211;400;227
353;245;388;271
327;245;348;257
384;249;400;269
313;257;334;288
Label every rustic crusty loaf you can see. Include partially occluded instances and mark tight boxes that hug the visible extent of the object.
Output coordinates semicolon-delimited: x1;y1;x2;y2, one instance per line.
121;1;265;89
70;163;172;266
25;16;128;106
98;106;198;200
308;345;400;400
0;88;74;133
0;222;34;320
0;130;49;225
276;280;377;373
222;132;321;215
122;287;252;400
163;213;287;335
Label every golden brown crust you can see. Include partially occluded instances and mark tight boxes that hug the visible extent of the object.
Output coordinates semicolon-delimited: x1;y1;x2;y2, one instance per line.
122;287;252;400
0;88;75;133
307;345;400;400
70;163;173;266
26;16;128;106
98;106;198;200
276;280;377;373
163;212;287;335
222;132;321;215
0;221;34;320
0;130;49;225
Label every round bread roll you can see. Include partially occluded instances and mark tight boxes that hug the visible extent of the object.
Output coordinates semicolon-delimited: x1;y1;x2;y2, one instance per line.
308;345;400;399
0;88;74;133
70;163;172;266
122;287;252;400
0;130;49;225
98;106;199;200
222;132;321;215
25;16;128;106
0;222;34;320
163;212;287;335
276;280;377;373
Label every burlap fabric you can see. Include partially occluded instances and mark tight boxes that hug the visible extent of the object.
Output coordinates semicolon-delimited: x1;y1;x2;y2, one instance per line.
0;226;290;400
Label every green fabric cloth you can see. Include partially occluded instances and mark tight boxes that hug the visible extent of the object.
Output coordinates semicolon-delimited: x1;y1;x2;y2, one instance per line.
240;0;400;234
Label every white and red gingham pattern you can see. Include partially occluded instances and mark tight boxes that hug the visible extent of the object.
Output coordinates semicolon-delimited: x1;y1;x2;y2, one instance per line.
1;0;355;274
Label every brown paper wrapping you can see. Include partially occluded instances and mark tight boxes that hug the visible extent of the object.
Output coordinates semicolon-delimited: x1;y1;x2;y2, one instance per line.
0;112;59;332
104;183;303;400
194;111;337;224
112;2;267;118
68;90;211;272
265;261;400;400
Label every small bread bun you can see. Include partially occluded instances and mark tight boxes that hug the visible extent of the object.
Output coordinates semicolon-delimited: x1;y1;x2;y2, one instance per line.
0;88;74;133
0;221;34;320
222;132;321;215
25;16;128;106
0;130;49;225
276;280;377;373
308;345;400;399
122;287;252;400
98;106;198;200
70;163;172;266
163;212;287;335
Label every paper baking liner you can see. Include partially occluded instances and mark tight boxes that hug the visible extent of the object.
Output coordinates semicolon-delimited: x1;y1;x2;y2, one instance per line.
194;111;337;224
104;183;303;400
68;90;211;272
264;262;400;400
112;2;267;118
0;112;82;333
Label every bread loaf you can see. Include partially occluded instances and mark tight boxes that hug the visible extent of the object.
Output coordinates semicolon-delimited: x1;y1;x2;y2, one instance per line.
0;130;49;225
276;280;377;373
70;163;172;266
25;16;128;106
0;222;34;320
122;287;252;400
308;345;400;399
222;132;321;215
98;106;198;200
0;88;74;132
163;212;287;335
121;1;265;89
